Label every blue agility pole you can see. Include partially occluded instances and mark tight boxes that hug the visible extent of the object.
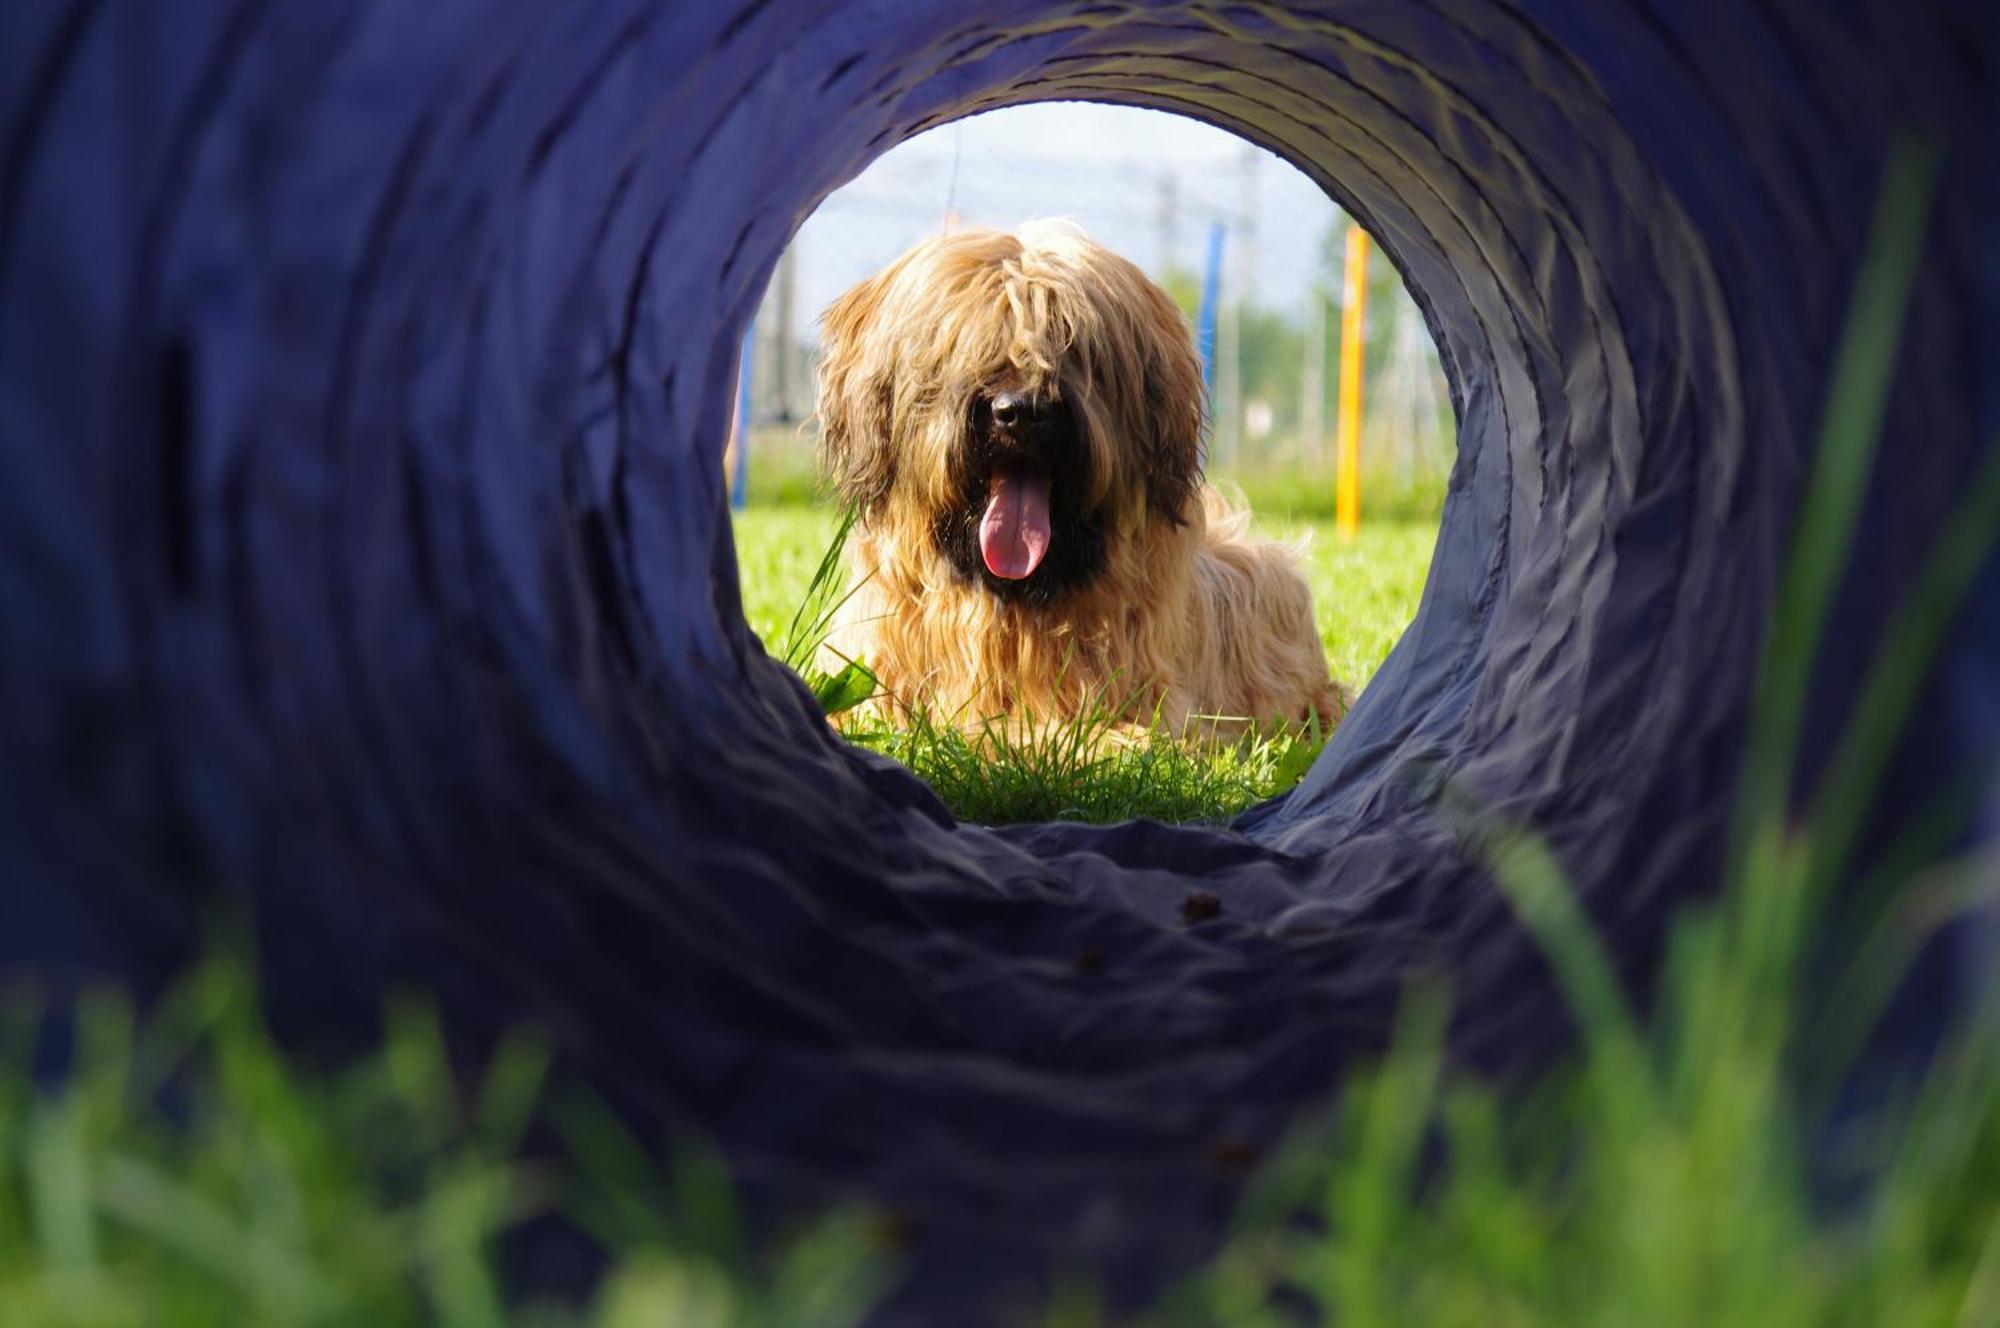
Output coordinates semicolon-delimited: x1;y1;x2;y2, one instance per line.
731;320;755;510
1196;221;1223;413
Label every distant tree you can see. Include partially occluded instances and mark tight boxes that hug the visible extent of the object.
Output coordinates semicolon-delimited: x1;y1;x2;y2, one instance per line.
1159;266;1202;323
1238;306;1303;445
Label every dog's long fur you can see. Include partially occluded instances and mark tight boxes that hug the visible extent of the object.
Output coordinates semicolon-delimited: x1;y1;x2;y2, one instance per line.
814;221;1345;736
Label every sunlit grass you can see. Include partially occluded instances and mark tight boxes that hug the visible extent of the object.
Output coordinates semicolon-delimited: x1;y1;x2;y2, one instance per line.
1265;516;1435;687
733;500;1426;826
735;508;1435;693
846;703;1327;827
736;505;852;650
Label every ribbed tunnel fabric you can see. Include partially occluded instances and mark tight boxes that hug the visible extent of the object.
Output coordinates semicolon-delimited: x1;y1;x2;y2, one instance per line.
2;1;1996;1317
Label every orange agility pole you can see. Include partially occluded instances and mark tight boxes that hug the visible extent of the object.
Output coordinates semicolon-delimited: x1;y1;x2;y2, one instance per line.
1334;222;1370;539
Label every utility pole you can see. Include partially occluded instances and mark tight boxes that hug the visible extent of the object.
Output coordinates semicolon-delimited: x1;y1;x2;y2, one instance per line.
771;243;798;421
1155;171;1179;278
1218;276;1241;470
1302;281;1326;467
1235;144;1258;309
1217;146;1259;470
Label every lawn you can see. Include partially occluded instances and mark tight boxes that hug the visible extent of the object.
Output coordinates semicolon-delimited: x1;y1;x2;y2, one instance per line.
732;501;1439;827
734;505;1438;694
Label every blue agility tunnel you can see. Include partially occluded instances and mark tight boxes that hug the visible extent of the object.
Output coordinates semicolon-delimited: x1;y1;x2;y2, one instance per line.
2;1;1996;1316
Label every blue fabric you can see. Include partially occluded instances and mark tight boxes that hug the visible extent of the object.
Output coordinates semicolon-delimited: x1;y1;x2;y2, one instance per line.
2;1;1996;1317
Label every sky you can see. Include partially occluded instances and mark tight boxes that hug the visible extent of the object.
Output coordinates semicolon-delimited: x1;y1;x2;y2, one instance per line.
774;102;1351;344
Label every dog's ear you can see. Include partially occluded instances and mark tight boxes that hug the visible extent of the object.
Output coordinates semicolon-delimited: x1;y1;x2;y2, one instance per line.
813;271;897;513
1140;286;1206;526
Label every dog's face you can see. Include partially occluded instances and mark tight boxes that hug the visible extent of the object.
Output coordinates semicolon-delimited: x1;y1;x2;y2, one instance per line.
814;222;1205;607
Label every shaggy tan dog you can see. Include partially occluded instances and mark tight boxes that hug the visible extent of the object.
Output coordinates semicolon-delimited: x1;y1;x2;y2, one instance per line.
814;220;1345;737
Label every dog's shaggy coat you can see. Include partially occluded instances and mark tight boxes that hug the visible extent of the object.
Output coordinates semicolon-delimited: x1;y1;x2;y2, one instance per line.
815;221;1345;736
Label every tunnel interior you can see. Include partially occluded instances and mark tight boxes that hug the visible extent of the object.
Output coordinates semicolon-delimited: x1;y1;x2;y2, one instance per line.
2;0;1995;1315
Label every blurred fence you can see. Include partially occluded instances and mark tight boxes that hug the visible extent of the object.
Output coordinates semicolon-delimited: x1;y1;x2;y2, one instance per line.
733;115;1456;517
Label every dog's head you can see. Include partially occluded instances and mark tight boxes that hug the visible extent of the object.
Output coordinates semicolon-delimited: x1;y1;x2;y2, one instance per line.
814;220;1205;604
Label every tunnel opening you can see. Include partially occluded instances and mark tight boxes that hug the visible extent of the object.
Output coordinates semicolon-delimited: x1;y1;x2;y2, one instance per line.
676;26;1596;862
727;102;1458;827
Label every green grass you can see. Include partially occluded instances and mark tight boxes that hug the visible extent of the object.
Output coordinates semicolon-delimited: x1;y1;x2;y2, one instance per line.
1155;865;2000;1328
846;703;1328;827
0;956;886;1327
734;502;1433;826
736;505;854;652
1267;516;1435;686
736;508;1434;693
1223;453;1453;527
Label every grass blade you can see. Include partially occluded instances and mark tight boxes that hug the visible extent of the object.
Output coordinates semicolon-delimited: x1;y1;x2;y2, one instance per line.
1731;138;1940;886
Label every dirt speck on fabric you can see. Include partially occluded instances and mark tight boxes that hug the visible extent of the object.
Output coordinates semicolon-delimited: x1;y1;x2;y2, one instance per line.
1180;891;1222;924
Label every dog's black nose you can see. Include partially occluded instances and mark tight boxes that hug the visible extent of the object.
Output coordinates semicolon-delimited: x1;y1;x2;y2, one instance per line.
990;392;1033;429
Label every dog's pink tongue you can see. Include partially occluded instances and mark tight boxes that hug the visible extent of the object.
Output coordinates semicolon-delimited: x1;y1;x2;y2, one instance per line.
979;471;1052;580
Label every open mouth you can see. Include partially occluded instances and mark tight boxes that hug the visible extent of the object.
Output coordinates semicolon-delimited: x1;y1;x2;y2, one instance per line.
935;391;1102;603
978;466;1052;580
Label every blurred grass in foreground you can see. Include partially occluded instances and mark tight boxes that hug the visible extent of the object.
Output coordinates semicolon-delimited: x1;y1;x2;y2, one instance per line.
0;958;885;1326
